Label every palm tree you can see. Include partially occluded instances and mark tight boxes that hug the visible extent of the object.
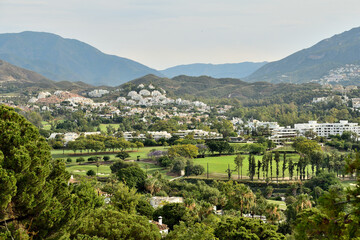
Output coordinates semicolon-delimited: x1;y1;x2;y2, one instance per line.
234;154;244;179
294;194;313;213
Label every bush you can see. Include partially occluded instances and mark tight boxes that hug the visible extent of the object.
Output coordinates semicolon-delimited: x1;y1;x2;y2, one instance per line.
103;156;110;161
116;152;130;160
171;158;186;174
192;165;205;176
157;156;172;167
88;156;97;162
66;158;72;163
76;157;85;163
86;169;96;176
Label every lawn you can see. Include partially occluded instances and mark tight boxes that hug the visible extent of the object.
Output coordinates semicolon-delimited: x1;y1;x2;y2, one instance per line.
267;200;287;210
41;121;52;130
193;153;304;180
98;123;121;132
52;146;171;178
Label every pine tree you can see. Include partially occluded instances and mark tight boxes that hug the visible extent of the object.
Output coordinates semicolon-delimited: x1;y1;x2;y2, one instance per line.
282;153;287;180
269;152;273;180
288;158;294;180
257;159;262;180
275;151;280;182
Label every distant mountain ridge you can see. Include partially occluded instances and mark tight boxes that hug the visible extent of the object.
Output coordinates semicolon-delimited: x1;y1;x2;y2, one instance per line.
0;59;92;90
121;74;321;102
160;62;267;79
0;31;162;86
246;26;360;84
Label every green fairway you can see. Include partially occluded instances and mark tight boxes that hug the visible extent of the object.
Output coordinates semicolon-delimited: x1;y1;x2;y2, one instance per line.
98;123;121;132
267;200;287;210
52;146;171;178
193;153;303;179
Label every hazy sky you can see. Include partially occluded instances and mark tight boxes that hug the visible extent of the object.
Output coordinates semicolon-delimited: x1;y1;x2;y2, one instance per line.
0;0;359;69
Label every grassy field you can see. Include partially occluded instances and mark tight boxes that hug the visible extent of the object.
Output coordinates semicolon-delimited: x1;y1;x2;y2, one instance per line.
98;124;121;132
41;121;52;130
267;200;287;210
52;146;171;178
193;153;303;179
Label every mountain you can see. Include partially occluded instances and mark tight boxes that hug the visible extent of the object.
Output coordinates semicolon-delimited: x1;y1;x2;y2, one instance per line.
121;74;321;102
0;31;162;86
0;59;92;91
160;62;267;79
247;26;360;84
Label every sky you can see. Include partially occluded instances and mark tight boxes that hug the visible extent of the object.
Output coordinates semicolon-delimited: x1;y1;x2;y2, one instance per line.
0;0;360;70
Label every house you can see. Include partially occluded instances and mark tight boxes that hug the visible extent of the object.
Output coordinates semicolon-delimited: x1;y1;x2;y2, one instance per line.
150;216;169;236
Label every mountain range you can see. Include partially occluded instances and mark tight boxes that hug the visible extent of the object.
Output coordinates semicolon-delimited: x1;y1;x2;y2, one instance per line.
160;62;267;79
2;26;360;87
121;74;322;103
0;31;162;86
0;59;91;91
247;26;360;84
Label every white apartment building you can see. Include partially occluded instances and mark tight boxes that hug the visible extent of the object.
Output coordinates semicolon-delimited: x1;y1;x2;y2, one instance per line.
294;120;360;138
270;126;298;143
173;129;223;139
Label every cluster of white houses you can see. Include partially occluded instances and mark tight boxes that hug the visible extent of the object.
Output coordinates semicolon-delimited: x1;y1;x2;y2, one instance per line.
269;120;360;143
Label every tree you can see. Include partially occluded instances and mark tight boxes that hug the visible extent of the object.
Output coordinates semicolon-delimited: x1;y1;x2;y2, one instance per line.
274;151;280;182
116;151;130;161
86;169;96;176
192;165;205;176
73;208;161;240
282;153;287;180
214;216;285;240
153;203;192;230
168;144;198;159
117;166;146;190
234;154;244;179
112;183;141;214
110;160;136;173
135;141;144;149
167;221;216;240
257;159;262;180
206;141;232;155
0;105;103;239
288;158;294;180
293;137;321;157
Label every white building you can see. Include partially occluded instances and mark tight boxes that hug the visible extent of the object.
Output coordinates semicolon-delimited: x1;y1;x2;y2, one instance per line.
246;120;280;131
270;127;298;143
295;120;360;138
173;129;222;139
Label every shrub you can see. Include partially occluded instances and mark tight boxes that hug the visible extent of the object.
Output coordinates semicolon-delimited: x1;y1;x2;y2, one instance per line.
66;158;72;163
157;156;172;167
76;157;85;163
88;156;97;161
192;165;205;176
103;156;110;161
86;169;96;176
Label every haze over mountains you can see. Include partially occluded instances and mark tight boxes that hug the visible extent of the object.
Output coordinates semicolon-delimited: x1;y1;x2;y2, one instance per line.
0;31;162;86
247;26;360;85
160;62;267;79
1;26;360;87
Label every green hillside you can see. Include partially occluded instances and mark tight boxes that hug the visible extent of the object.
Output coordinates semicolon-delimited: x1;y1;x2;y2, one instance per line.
247;26;360;84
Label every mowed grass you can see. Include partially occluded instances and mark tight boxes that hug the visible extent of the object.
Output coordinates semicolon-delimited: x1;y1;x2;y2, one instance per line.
267;200;287;210
41;121;52;130
98;124;121;132
52;146;171;178
193;153;302;179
